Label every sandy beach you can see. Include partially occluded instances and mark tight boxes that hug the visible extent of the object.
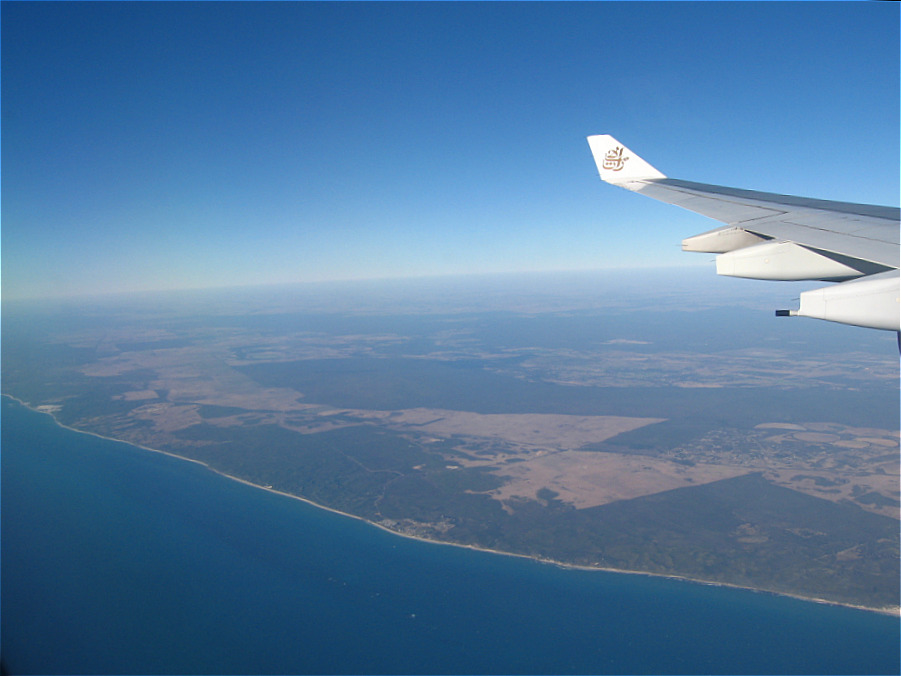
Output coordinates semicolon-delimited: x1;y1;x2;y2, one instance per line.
5;394;898;618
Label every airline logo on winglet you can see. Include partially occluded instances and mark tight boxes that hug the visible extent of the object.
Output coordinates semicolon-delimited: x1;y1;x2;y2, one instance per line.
588;135;665;185
603;146;629;171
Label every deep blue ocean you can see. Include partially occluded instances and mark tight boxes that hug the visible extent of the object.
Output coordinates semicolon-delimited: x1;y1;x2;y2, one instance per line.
2;396;898;675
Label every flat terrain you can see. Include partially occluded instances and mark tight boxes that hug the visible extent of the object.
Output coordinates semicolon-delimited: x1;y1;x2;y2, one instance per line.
3;278;899;610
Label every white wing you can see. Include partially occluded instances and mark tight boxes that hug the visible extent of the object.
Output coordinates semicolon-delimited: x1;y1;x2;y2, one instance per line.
587;135;900;333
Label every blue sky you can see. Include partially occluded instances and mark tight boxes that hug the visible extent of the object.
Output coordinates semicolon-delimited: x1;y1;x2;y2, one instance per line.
3;1;898;300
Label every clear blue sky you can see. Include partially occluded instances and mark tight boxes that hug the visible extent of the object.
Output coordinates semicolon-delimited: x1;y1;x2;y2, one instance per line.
3;1;898;300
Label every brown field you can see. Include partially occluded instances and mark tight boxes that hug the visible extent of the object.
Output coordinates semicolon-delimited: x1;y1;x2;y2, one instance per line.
486;450;748;510
350;408;665;449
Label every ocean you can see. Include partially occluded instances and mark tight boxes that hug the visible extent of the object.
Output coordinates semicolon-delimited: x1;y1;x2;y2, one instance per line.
2;396;898;675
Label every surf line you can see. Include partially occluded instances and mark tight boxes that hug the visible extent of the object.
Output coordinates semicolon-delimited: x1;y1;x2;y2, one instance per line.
4;393;898;618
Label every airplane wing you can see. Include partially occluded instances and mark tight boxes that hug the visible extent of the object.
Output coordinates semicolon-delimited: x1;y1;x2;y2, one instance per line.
587;134;900;334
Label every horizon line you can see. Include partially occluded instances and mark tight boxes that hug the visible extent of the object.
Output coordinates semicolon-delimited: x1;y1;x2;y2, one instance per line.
1;263;711;304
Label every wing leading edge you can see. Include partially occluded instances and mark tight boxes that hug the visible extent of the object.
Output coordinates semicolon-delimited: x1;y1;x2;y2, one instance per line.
587;134;900;334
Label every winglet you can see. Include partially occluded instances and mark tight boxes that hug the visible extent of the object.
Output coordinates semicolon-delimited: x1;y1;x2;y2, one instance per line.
587;135;665;188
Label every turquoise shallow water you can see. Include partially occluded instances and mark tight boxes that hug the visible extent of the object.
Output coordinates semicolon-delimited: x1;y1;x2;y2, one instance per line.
2;396;898;675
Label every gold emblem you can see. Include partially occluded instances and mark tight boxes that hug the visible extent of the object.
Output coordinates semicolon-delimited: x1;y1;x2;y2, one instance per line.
603;146;629;171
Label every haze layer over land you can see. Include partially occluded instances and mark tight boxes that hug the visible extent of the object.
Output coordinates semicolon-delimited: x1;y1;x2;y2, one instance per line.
3;270;898;612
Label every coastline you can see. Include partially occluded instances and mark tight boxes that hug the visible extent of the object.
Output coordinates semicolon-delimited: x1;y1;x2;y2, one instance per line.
4;393;899;618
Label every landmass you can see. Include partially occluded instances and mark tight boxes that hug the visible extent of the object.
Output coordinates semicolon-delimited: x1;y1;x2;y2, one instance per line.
3;280;899;612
